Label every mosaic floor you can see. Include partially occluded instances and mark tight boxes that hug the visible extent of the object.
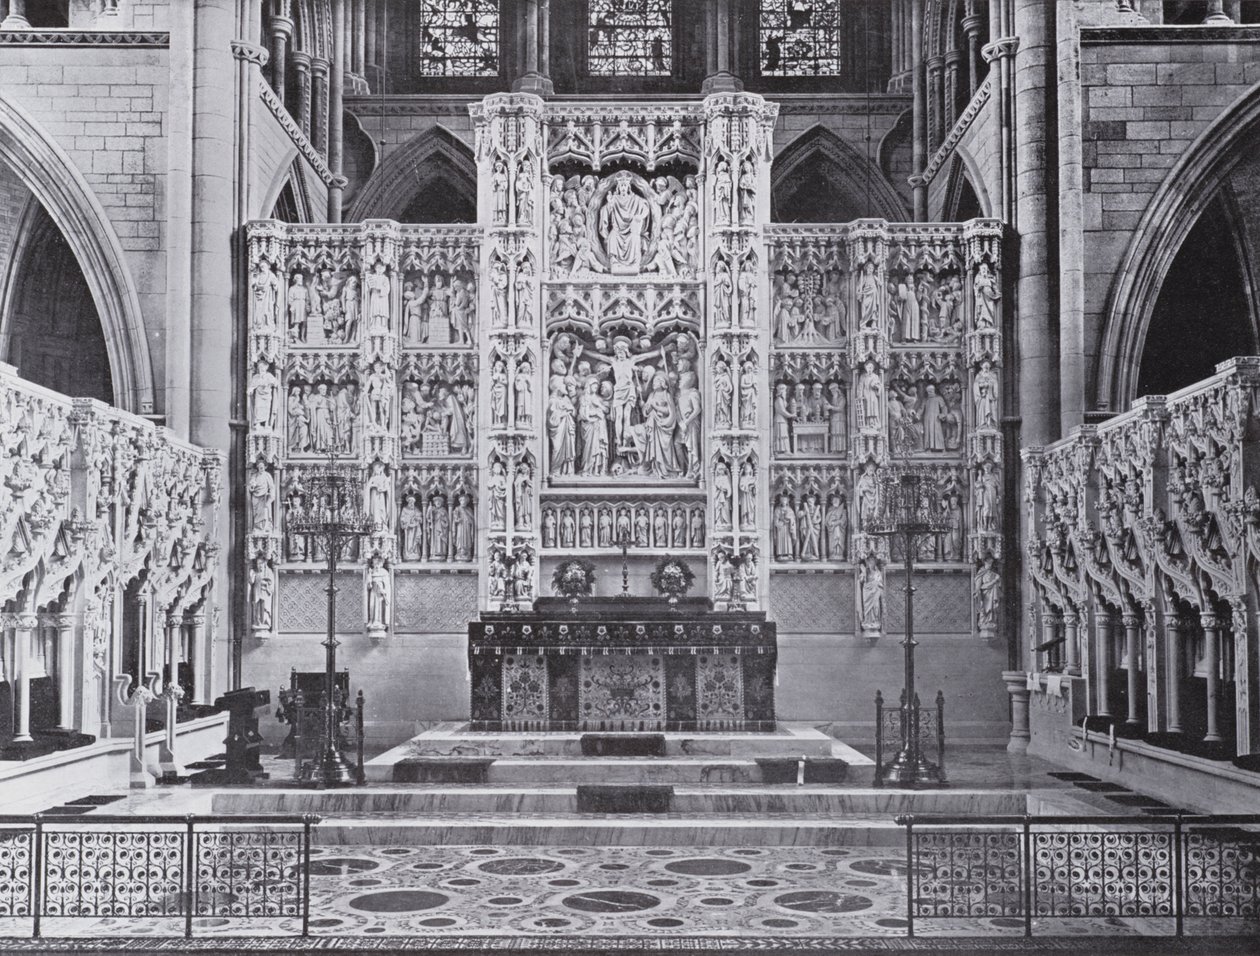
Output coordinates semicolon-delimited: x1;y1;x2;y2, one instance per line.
6;842;1253;942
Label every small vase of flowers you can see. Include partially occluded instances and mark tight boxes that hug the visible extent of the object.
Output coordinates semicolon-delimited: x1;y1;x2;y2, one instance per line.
552;558;596;608
650;556;696;605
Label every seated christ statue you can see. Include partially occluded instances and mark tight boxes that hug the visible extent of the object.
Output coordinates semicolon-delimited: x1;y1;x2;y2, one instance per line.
600;174;651;273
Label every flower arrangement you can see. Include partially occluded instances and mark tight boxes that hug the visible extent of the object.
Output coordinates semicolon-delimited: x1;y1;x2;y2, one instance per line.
551;558;596;598
650;556;696;603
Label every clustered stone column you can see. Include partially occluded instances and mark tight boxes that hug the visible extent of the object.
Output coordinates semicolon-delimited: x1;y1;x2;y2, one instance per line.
513;0;553;96
471;94;546;608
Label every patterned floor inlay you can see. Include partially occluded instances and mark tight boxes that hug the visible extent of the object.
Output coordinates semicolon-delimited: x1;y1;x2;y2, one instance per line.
2;843;1255;942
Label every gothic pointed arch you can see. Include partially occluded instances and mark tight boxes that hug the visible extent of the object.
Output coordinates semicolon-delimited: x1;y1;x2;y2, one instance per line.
941;150;990;221
772;125;909;224
347;125;478;223
0;93;153;413
1099;82;1260;410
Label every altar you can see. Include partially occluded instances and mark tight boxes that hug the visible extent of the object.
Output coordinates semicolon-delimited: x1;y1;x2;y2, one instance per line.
468;597;776;732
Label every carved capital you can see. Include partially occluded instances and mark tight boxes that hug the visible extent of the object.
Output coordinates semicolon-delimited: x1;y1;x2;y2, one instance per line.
981;37;1020;63
231;40;269;67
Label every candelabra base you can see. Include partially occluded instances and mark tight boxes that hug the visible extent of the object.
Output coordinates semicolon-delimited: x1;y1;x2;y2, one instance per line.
880;749;948;789
298;746;359;788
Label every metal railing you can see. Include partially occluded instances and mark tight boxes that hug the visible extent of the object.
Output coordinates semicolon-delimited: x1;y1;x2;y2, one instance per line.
896;813;1260;937
0;814;318;938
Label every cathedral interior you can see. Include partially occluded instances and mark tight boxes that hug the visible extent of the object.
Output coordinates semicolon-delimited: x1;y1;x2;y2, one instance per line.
1;0;1260;950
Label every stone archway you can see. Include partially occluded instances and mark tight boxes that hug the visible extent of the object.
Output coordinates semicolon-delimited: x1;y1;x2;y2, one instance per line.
0;93;154;412
771;125;909;223
1098;83;1260;411
347;125;478;223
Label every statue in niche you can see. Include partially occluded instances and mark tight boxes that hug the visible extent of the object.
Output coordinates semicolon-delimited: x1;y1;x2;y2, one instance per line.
714;460;733;530
547;377;577;476
247;460;274;533
336;381;359;454
515;159;534;225
492;159;508;224
944;491;965;561
825;493;849;561
365;461;390;528
713;359;733;430
856;463;878;531
598;509;613;548
427;495;450;560
453;493;476;561
738;258;757;328
741;551;758;601
307;383;336;452
490;260;508;329
653;509;668;548
543;509;558;548
859;554;883;631
690;509;705;548
428;274;454;342
579;509;594;549
437;383;472;454
615;507;632;544
640;369;680;478
933;276;963;341
773;496;797;560
287;273;308;342
976;461;1000;533
773;384;796;456
249;361;277;431
974;263;1000;329
560;508;576;549
249;558;274;630
578;380;610;476
366;557;389;630
366;362;392;433
714;549;733;601
515;552;535;601
634;507;650;547
922;384;949;452
974;361;999;428
823;382;847;453
515;359;535;429
799;493;823;561
599;173;652;273
858;362;882;430
490;359;508;427
287;386;309;453
857;261;880;330
739;361;757;430
738;461;757;531
366;261;390;335
671;509;687;548
647;180;680;277
252;261;282;332
402;281;426;344
975;554;1000;631
488;549;506;600
676;371;703;480
514;261;534;329
713;158;733;225
513;461;534;530
451;276;474;345
713;258;733;328
342;274;361;343
895;280;921;342
487;459;507;531
738;159;756;225
312;269;342;343
398;494;423;561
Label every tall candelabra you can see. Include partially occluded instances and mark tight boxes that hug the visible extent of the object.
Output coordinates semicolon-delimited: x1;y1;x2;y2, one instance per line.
868;468;950;788
288;459;376;788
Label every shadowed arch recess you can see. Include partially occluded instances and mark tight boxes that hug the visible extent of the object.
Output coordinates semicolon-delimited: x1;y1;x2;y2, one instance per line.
772;125;909;224
0;93;153;413
347;126;477;224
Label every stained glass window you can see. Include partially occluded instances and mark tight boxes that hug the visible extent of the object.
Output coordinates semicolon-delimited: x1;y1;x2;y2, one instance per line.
413;0;500;77
759;1;844;77
587;0;672;77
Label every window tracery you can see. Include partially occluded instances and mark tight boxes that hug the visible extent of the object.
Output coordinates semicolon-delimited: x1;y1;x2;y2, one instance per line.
587;0;672;77
759;0;844;77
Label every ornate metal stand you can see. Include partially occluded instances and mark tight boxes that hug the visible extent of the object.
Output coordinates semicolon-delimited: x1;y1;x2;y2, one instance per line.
288;461;374;788
869;469;949;788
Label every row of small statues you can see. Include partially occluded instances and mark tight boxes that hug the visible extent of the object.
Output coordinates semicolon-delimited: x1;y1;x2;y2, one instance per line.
540;503;706;551
850;260;1000;340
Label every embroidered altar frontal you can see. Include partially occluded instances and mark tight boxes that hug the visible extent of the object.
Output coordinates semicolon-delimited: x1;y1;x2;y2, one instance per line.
468;601;777;731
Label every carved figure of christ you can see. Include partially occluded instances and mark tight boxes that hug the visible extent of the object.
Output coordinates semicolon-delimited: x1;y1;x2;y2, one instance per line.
600;177;651;274
581;341;667;454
